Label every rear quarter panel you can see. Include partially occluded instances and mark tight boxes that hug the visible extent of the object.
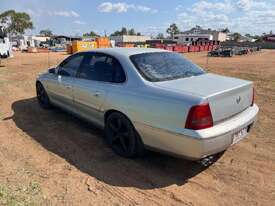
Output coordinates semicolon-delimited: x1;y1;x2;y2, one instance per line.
102;84;202;147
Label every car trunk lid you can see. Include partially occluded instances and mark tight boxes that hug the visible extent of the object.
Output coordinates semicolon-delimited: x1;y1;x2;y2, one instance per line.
154;73;253;123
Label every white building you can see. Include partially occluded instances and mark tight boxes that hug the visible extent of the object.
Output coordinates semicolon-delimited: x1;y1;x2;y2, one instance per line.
174;33;213;45
174;26;227;44
12;35;51;50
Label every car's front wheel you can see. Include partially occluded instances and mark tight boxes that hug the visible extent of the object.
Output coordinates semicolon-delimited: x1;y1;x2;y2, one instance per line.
105;112;145;158
36;82;51;109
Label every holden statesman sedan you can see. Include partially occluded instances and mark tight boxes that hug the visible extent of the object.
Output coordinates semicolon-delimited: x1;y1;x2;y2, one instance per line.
36;48;259;160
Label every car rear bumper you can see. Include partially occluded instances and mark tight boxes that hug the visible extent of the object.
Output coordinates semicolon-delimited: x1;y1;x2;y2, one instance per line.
135;104;259;160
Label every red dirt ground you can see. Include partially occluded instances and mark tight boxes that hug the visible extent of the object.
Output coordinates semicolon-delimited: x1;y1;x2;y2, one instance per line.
0;50;274;206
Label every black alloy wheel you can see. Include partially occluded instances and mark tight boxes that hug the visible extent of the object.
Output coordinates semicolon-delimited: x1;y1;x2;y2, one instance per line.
105;112;144;158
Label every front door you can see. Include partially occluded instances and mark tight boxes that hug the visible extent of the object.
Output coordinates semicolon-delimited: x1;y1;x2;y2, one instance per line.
47;53;85;111
73;52;127;127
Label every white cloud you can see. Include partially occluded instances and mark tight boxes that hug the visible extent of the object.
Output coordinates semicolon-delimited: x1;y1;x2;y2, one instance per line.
174;0;275;34
191;0;234;14
25;9;43;17
140;24;168;36
236;0;251;11
135;5;158;14
48;10;80;17
73;20;86;25
175;5;184;11
98;2;115;12
71;11;80;17
97;2;157;14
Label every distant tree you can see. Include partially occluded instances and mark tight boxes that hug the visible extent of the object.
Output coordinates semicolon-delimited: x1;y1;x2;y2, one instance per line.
270;30;273;35
128;28;136;35
121;27;127;35
222;27;230;33
0;10;33;35
156;33;165;39
110;30;120;36
245;33;252;38
232;32;242;42
83;31;99;37
254;35;264;42
110;27;140;36
39;29;53;36
166;23;180;39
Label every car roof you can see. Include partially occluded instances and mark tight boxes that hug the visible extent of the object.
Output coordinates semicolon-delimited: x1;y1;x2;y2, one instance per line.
82;47;169;57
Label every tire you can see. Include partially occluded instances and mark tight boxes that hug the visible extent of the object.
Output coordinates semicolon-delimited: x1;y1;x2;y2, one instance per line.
36;82;51;109
105;112;145;158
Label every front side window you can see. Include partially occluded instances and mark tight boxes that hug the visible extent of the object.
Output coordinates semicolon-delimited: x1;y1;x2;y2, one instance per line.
58;54;84;77
79;53;126;83
130;52;205;82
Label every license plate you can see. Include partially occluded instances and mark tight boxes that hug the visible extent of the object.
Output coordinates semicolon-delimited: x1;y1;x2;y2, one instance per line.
232;127;248;145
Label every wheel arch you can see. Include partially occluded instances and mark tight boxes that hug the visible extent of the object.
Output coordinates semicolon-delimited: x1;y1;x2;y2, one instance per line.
36;80;43;86
104;109;141;138
104;109;146;156
104;109;128;124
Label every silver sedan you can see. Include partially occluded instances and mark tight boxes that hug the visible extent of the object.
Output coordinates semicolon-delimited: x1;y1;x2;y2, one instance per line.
36;48;259;160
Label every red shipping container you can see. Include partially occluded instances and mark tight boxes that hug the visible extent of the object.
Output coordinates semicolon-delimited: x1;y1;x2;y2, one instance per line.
173;45;181;52
174;45;188;53
188;46;194;52
165;46;174;51
199;46;204;52
155;43;165;49
182;46;189;53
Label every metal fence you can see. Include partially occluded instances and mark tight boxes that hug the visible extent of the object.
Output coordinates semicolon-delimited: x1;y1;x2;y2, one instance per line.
221;41;275;49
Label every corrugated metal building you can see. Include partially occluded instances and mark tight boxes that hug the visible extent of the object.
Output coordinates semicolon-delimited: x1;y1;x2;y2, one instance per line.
110;35;151;44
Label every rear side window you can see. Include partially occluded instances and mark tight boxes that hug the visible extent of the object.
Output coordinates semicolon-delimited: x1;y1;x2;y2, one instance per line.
79;53;126;83
130;52;205;82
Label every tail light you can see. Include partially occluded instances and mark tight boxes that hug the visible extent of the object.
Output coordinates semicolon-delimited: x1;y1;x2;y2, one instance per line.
185;103;213;130
251;87;255;106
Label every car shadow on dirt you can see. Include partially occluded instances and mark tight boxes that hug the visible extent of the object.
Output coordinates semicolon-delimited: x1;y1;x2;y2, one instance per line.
7;97;223;189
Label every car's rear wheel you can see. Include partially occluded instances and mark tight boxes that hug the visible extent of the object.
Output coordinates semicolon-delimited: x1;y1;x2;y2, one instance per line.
105;112;145;158
36;82;51;109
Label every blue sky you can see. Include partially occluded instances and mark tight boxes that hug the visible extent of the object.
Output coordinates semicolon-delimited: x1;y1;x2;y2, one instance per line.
0;0;274;36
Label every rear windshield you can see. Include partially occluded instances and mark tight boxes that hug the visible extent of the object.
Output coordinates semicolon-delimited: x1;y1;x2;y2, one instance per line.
130;52;205;82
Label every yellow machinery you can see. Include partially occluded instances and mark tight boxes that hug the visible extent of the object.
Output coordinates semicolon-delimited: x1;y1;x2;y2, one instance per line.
72;41;98;53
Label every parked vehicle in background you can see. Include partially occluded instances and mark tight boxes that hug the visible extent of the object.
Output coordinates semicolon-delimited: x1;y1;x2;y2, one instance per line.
208;46;261;57
36;48;259;160
0;26;12;58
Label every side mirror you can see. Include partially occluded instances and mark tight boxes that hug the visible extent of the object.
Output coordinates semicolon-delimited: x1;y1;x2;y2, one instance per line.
57;69;70;77
48;68;56;74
